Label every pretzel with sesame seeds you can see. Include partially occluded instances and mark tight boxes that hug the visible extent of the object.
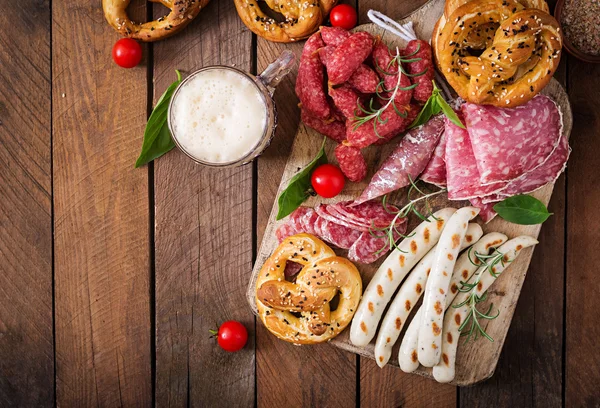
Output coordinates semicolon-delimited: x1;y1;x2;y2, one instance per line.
434;0;562;107
234;0;337;43
102;0;210;42
256;233;362;344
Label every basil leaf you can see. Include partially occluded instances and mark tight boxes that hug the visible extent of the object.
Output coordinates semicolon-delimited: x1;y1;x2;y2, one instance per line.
493;194;552;225
276;138;328;220
135;70;182;168
437;95;466;129
408;93;441;129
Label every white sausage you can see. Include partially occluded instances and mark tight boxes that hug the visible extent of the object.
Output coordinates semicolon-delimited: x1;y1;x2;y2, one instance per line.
418;206;479;367
374;223;483;367
432;235;538;383
350;208;457;347
398;231;508;372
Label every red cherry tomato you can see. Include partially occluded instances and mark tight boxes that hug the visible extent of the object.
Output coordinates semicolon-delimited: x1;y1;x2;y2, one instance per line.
329;4;358;30
112;38;142;68
311;164;346;198
211;321;248;352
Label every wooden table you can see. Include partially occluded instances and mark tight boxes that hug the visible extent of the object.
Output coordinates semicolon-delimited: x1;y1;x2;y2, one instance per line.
1;0;599;406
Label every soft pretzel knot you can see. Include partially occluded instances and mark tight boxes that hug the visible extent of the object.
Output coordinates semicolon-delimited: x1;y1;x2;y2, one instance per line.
102;0;211;42
256;234;362;344
436;0;562;107
234;0;337;43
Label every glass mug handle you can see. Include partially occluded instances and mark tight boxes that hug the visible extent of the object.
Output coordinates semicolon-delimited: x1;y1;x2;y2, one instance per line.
257;50;296;95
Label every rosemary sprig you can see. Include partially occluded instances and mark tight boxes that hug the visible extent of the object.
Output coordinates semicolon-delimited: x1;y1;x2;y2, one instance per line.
352;46;425;137
369;177;446;254
454;249;513;342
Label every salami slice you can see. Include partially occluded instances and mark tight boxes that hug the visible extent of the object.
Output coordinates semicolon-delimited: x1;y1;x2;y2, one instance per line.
296;32;330;120
445;114;506;200
301;109;346;143
329;85;361;120
348;64;379;94
403;40;434;103
354;115;445;204
469;197;497;224
334;201;402;229
320;26;351;47
420;130;447;187
334;144;368;182
318;218;363;249
328;32;374;85
276;223;298;243
314;204;369;232
298;207;320;235
348;221;408;264
461;95;562;185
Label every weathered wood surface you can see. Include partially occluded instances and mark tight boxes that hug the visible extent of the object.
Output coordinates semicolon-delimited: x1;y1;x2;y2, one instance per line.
153;1;255;406
0;0;54;406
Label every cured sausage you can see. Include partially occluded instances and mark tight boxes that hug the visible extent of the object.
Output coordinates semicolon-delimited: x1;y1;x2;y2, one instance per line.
417;206;479;367
354;115;445;204
372;40;413;108
372;106;419;146
403;40;434;103
334;144;368;182
329;85;361;120
301;109;346;143
398;231;508;372
348;64;379;94
320;26;351;47
318;45;335;68
328;32;374;85
349;208;457;347
296;32;330;120
346;103;414;148
374;223;483;368
432;236;538;383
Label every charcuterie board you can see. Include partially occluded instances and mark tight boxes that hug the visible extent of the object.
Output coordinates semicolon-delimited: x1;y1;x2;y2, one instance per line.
247;0;572;386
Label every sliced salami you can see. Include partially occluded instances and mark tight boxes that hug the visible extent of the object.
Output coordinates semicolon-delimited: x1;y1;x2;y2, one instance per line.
334;201;402;229
298;207;320;235
334;143;368;182
317;218;363;249
296;32;330;120
445;114;506;200
420;130;447;187
402;40;434;103
320;26;350;47
276;223;298;243
348;64;379;94
314;204;369;232
301;109;346;143
328;32;374;85
348;221;407;264
461;94;562;185
355;115;445;204
469;197;497;223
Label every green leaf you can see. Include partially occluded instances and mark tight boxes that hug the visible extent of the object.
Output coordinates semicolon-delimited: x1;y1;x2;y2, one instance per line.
437;95;466;129
408;93;441;129
276;138;328;220
493;194;552;225
135;70;182;168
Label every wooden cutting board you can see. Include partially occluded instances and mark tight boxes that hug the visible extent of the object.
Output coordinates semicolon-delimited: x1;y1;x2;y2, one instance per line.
247;0;572;386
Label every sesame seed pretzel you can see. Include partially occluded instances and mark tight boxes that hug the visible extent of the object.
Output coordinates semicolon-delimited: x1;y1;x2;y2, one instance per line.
256;234;362;344
435;0;562;107
234;0;338;43
102;0;211;42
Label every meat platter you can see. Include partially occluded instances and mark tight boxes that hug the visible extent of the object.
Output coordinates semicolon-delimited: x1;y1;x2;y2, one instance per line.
247;0;572;386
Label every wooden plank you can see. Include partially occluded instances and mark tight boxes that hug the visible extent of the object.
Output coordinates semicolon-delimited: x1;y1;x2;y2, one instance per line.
565;58;600;407
460;60;567;408
254;2;358;407
0;1;54;406
357;0;456;405
153;1;255;406
52;0;152;405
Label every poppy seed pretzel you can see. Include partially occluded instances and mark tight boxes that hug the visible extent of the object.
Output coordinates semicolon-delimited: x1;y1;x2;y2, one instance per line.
102;0;211;42
256;233;362;344
435;0;562;107
234;0;338;43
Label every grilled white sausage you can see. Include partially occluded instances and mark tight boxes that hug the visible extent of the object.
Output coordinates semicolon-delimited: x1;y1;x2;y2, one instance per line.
418;207;480;367
374;223;483;367
350;208;457;347
432;235;538;383
398;232;508;372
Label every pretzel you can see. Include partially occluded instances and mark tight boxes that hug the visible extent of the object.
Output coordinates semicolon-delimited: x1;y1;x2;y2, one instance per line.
256;234;362;344
234;0;337;43
435;0;562;107
102;0;211;42
432;0;549;70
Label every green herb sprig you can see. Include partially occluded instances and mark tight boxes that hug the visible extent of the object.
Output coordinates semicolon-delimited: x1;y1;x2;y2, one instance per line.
136;70;182;168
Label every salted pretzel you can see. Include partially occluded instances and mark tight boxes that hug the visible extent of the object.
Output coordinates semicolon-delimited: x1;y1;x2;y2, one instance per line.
435;0;562;107
256;234;362;344
234;0;337;43
102;0;211;42
432;0;550;70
